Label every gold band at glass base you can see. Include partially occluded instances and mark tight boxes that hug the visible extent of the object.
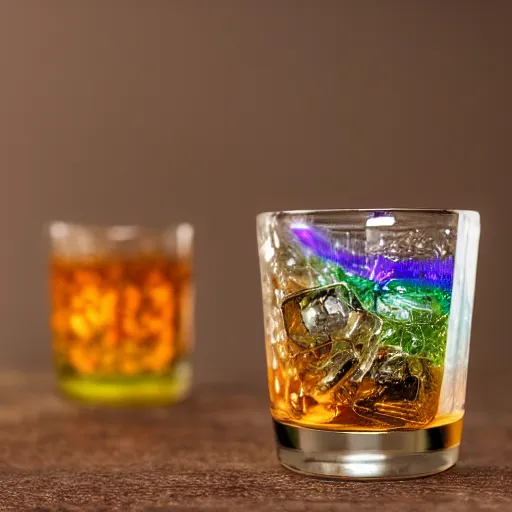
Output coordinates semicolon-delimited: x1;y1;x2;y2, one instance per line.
273;418;463;480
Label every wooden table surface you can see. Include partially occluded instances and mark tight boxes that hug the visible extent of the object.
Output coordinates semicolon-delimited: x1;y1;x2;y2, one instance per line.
0;373;510;511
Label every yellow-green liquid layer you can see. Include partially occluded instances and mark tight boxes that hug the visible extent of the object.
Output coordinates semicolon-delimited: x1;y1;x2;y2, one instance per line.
57;361;192;407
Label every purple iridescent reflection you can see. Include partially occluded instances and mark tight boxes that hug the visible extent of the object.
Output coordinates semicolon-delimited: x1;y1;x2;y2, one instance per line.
291;224;454;291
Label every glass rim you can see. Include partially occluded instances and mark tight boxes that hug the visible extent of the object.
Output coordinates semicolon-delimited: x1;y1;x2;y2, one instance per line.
46;220;194;240
257;208;479;220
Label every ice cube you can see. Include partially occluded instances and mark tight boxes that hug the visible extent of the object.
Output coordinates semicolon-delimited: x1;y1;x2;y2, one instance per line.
353;347;438;427
257;217;341;364
281;283;383;386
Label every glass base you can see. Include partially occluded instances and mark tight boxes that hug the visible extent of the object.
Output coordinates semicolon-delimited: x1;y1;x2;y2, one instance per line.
273;418;463;480
57;361;192;407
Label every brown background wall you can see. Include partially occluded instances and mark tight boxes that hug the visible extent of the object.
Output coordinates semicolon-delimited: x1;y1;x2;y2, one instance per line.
0;2;510;388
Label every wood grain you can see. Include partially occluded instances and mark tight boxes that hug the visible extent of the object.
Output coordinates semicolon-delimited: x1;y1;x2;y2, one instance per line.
0;373;510;511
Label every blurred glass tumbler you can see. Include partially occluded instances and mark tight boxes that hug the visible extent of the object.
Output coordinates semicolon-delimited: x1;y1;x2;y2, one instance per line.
48;222;194;406
257;209;480;479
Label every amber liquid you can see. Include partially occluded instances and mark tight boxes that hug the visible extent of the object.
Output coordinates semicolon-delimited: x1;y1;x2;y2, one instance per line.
268;343;457;431
50;255;192;404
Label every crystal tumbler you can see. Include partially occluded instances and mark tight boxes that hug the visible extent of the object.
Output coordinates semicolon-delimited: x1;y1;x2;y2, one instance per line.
48;222;194;406
257;209;480;479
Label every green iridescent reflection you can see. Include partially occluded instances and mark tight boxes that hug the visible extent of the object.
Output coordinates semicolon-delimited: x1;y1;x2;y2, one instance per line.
317;260;451;366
